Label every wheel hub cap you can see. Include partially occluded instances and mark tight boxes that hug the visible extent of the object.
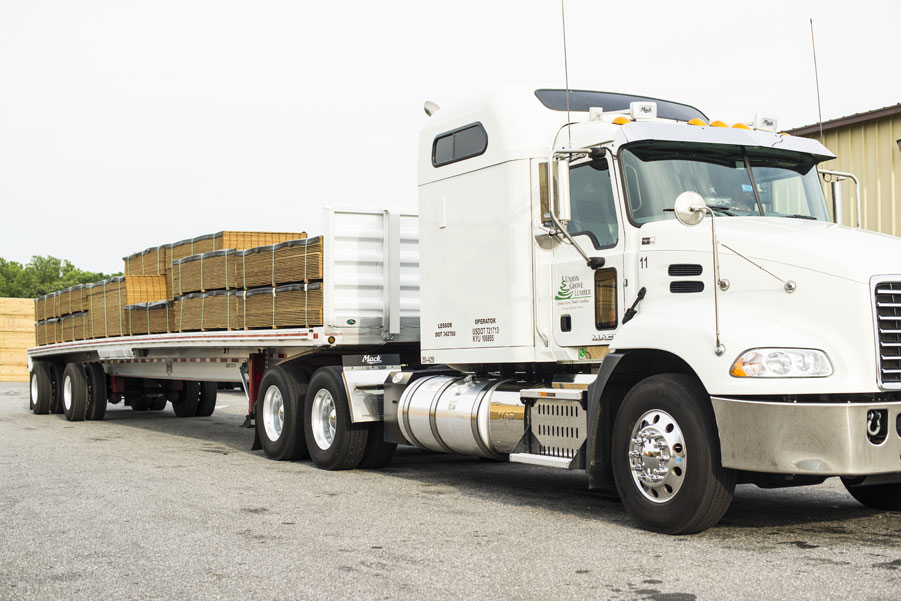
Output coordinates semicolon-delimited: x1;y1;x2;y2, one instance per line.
628;410;686;503
262;385;284;442
311;389;337;451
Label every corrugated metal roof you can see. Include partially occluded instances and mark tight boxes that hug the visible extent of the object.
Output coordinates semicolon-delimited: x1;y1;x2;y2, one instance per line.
788;104;901;136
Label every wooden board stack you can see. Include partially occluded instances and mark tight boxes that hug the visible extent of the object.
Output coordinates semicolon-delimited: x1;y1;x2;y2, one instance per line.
1;298;34;381
240;283;323;329
124;301;172;335
173;290;242;332
34;230;314;345
240;237;323;289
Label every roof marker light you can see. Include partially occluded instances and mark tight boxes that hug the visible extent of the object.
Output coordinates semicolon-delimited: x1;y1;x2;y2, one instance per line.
612;116;631;125
732;123;751;129
688;118;707;126
710;120;728;128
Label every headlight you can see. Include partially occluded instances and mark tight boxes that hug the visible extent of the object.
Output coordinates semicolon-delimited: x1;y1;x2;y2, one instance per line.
730;348;833;378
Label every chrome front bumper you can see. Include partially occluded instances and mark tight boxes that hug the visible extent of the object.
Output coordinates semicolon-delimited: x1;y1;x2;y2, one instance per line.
711;396;901;475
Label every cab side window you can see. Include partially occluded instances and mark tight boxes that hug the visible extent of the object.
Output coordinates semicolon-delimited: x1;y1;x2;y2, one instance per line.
567;159;618;249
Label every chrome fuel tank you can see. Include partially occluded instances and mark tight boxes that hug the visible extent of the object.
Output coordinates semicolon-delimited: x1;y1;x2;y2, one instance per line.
396;375;530;458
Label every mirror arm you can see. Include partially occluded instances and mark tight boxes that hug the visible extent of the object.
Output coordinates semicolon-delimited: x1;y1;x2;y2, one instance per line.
547;148;596;268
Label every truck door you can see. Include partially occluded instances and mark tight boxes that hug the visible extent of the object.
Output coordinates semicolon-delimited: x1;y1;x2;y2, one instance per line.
552;152;623;351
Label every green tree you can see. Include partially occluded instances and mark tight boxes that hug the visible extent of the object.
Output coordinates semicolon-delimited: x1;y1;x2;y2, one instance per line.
0;256;120;298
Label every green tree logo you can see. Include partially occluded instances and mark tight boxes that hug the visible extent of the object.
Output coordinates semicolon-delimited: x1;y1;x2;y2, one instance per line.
555;277;573;300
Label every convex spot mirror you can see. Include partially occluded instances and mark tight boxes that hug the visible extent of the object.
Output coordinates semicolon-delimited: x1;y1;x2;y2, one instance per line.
674;191;708;226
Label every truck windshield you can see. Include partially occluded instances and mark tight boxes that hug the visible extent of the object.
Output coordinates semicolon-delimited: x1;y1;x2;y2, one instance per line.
621;142;829;225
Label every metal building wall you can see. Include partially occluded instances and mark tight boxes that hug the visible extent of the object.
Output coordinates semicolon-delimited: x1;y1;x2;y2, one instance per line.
802;113;900;234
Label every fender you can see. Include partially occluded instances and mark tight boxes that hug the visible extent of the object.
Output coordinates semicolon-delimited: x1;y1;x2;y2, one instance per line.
586;352;624;489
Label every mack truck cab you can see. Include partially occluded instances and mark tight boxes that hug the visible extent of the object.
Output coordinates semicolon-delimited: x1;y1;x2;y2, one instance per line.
413;87;901;534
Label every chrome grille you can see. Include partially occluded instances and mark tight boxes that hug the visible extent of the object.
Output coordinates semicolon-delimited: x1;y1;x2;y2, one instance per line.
875;281;901;386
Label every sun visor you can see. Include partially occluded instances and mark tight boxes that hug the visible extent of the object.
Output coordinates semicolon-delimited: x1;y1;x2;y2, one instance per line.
613;121;835;161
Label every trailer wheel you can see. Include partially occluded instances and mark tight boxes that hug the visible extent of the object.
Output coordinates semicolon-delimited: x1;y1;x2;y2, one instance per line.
84;363;108;421
841;479;901;511
49;362;65;414
256;367;308;460
172;381;200;417
30;362;53;414
304;367;368;470
358;422;397;469
195;382;217;417
62;363;89;422
611;373;736;534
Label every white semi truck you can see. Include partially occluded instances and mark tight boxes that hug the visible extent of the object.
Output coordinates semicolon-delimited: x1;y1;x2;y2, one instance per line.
27;87;901;534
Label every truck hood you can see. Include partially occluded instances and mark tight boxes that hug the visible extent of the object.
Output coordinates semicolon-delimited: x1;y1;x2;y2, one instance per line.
642;217;901;283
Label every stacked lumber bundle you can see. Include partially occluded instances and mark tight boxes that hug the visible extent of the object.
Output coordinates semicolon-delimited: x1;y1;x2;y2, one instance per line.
2;298;34;381
239;237;323;289
124;245;170;276
58;285;87;316
173;290;242;331
171;250;240;296
124;301;171;335
240;284;323;329
125;275;168;304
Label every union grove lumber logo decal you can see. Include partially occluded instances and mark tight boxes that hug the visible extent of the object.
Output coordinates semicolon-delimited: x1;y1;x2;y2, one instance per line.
555;277;573;300
555;275;591;303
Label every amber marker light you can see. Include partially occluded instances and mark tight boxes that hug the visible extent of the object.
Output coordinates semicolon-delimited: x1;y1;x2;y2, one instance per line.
732;123;750;129
612;116;631;125
327;336;336;344
710;120;728;127
688;118;707;126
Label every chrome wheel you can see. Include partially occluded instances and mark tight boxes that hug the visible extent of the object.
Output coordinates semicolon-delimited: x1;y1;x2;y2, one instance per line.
628;409;686;503
262;385;284;442
63;375;73;412
311;389;336;450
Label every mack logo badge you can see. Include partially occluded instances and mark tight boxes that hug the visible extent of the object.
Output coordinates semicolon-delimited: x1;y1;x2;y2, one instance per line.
362;355;381;365
342;354;400;368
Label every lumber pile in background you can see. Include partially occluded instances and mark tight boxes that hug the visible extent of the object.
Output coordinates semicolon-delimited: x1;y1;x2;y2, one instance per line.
1;298;34;382
32;228;327;344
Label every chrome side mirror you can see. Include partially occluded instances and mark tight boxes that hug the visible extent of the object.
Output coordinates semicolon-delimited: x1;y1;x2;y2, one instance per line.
673;191;708;226
555;158;572;223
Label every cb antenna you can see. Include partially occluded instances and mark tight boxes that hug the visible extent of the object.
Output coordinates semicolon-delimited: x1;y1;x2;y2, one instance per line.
809;18;825;142
561;0;572;149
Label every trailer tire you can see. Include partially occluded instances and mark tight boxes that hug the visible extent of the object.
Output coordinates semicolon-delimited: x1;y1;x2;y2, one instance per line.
172;381;200;417
358;422;397;469
30;362;53;414
195;382;217;417
304;367;368;470
841;479;901;511
62;363;89;422
84;363;108;421
149;396;168;411
256;367;308;461
611;373;736;535
49;362;65;414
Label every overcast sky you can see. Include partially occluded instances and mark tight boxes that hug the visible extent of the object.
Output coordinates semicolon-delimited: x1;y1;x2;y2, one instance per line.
1;0;898;273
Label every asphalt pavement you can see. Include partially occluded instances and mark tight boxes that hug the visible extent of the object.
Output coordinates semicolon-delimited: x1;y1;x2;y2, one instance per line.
1;381;899;601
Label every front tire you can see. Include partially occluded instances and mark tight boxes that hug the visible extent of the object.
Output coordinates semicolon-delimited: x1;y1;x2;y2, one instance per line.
842;479;901;511
62;363;89;422
256;367;308;461
304;367;367;470
611;373;736;534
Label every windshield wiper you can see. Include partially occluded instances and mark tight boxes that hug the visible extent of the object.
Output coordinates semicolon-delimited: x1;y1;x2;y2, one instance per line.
784;214;817;220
